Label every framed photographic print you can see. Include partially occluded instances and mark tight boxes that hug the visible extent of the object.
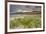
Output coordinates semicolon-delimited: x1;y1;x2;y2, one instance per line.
5;1;45;34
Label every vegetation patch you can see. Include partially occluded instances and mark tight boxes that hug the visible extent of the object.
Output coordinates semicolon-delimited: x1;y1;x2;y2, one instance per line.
10;15;41;29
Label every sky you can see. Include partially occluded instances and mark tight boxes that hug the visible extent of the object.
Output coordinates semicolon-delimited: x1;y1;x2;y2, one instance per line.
10;5;41;13
10;5;41;16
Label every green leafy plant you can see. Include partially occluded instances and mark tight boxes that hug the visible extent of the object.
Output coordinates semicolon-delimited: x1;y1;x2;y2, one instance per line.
10;15;41;29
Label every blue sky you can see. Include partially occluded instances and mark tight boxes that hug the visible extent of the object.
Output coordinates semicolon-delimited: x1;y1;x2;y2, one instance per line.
10;5;41;13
